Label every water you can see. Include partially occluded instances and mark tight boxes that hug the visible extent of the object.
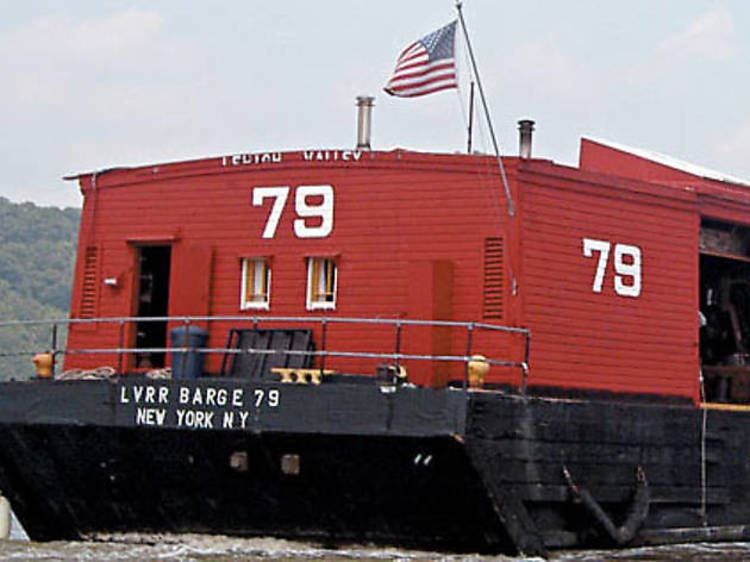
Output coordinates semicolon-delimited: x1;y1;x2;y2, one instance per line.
4;534;750;562
2;535;513;561
6;514;750;562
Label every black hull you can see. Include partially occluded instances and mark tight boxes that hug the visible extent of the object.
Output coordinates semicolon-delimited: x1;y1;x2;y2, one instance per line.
4;428;516;550
0;378;746;555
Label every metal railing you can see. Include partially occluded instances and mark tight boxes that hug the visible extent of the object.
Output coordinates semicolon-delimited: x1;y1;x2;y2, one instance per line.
0;315;532;393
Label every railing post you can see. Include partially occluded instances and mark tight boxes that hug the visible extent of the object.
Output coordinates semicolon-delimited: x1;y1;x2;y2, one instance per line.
251;317;259;369
184;317;191;371
523;330;531;366
464;323;474;390
117;320;125;375
50;323;58;376
320;318;327;377
394;319;402;369
520;330;531;395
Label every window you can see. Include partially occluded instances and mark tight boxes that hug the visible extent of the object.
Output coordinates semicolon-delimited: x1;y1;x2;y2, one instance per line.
306;257;337;310
241;258;271;310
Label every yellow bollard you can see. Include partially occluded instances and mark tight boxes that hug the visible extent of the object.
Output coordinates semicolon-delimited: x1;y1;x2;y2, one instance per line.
32;352;54;379
467;355;490;389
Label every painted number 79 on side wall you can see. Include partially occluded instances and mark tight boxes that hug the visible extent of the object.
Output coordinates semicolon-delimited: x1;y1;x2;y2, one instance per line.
582;238;642;298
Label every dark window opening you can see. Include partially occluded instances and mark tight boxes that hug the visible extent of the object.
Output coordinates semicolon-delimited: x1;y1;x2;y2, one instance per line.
306;257;337;310
700;219;750;403
135;246;171;368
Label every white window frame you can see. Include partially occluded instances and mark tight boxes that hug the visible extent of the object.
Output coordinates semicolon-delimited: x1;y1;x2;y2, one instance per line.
306;257;337;311
240;258;271;310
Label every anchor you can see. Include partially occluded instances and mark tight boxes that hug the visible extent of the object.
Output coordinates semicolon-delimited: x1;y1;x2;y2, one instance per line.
563;464;650;545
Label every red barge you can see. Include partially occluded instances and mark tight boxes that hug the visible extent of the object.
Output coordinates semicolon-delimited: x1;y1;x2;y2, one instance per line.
1;102;750;556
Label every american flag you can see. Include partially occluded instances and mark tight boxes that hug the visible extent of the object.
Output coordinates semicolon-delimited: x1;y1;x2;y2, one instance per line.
384;20;458;98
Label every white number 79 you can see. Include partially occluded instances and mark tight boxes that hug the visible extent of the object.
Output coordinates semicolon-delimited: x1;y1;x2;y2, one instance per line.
582;238;641;298
252;186;289;239
252;185;334;239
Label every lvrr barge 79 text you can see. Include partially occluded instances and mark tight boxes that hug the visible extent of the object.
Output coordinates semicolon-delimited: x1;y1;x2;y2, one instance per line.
2;104;750;557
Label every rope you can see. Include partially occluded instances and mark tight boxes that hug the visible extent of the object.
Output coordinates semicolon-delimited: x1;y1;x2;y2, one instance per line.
452;8;519;301
700;367;708;526
54;366;172;380
455;75;469;135
55;366;116;381
456;24;491;155
455;2;515;217
146;367;172;380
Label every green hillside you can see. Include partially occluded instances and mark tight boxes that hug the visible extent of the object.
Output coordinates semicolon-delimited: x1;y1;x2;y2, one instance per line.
0;198;80;380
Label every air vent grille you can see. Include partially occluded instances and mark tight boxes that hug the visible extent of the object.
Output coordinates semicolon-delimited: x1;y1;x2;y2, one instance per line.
80;246;99;319
483;237;504;320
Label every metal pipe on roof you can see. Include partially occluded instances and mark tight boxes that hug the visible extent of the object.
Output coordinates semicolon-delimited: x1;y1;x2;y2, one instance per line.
355;96;374;150
518;119;535;159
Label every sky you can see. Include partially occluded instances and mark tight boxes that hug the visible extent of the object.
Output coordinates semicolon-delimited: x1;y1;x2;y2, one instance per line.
1;1;748;208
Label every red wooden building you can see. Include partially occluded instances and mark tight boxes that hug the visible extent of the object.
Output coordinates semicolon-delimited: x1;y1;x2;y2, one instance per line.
65;130;750;404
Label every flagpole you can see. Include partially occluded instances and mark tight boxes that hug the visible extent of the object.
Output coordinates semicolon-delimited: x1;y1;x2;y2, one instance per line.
455;1;515;217
467;81;475;153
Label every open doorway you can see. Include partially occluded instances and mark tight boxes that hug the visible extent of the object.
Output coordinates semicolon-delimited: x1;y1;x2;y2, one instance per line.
699;219;750;402
134;246;171;368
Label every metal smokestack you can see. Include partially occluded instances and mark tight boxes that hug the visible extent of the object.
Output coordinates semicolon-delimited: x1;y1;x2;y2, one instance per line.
356;96;374;150
518;119;535;159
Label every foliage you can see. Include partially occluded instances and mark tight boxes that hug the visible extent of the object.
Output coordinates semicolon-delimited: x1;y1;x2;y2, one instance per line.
0;198;80;380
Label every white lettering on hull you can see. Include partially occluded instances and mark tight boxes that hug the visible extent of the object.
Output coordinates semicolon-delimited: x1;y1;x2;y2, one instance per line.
135;408;166;426
121;384;279;429
120;385;170;404
176;409;215;429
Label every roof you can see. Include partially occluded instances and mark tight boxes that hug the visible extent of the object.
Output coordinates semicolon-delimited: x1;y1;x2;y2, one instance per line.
583;136;750;188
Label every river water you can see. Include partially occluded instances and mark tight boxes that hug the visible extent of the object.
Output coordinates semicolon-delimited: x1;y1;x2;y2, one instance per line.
5;532;750;561
6;512;750;562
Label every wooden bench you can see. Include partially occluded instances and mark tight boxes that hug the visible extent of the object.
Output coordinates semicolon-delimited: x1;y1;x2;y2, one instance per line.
221;328;315;379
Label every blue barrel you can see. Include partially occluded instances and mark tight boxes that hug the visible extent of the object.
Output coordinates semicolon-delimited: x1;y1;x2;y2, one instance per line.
170;325;209;379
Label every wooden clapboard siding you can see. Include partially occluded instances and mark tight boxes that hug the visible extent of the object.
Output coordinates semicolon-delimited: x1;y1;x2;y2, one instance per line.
63;142;750;402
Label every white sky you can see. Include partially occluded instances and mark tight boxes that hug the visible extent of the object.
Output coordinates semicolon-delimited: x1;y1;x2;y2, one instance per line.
1;1;748;208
